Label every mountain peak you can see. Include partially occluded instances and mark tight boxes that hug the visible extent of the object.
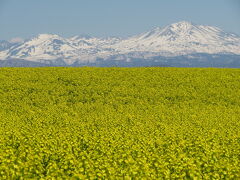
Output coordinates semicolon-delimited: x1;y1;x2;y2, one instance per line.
171;21;194;27
165;21;197;33
36;34;61;40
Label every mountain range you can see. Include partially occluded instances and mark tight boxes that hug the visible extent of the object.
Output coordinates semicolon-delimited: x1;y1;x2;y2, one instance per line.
1;21;240;67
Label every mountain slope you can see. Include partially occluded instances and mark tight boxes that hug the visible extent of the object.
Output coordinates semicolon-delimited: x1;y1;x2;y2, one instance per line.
0;34;121;64
0;40;16;51
113;21;240;55
0;21;240;67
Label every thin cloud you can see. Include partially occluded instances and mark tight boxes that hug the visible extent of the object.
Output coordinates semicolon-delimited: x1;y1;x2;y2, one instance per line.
10;37;24;43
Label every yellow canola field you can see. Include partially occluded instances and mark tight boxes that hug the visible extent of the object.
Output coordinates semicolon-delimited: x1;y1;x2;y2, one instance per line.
0;67;239;179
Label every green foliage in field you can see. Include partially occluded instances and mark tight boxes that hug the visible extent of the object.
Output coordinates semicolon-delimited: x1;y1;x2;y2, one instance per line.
0;67;240;179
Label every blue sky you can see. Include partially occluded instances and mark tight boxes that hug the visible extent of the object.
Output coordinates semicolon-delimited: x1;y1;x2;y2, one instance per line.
0;0;239;40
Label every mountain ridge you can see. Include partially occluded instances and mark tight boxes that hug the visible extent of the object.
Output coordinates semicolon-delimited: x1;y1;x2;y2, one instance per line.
0;21;240;67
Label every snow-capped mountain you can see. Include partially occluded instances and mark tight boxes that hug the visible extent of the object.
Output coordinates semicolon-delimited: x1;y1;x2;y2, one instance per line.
1;21;240;67
114;21;240;55
0;34;121;64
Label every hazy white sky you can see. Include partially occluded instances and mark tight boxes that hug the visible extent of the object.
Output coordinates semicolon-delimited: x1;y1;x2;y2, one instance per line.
0;0;239;40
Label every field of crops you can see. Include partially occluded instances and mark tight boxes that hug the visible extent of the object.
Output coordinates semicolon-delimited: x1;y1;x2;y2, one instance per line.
0;67;240;179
